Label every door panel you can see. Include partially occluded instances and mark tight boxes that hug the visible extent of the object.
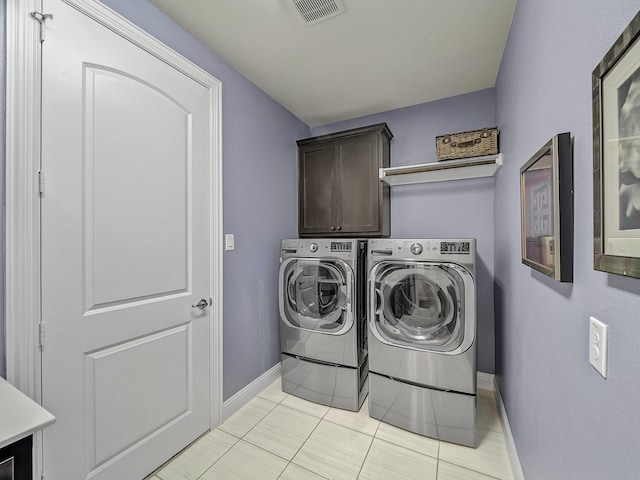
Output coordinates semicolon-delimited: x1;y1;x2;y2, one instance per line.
86;324;192;466
85;66;190;309
41;1;212;479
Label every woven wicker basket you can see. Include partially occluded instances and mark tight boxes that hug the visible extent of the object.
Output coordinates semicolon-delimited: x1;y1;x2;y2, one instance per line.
436;127;499;161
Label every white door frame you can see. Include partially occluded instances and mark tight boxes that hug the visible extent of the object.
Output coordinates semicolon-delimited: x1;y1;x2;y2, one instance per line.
5;0;224;472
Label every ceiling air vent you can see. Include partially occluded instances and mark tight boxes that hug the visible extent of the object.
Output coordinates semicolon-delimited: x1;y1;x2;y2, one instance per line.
290;0;346;26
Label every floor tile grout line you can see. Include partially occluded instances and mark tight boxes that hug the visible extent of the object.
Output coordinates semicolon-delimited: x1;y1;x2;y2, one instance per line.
289;418;375;478
437;459;506;480
372;419;381;437
238;407;323;464
241;399;332;462
321;415;379;438
287;413;326;464
275;461;332;480
193;433;241;480
279;398;330;419
372;431;439;460
237;436;302;464
148;428;214;480
372;435;441;464
354;432;376;480
211;394;328;477
257;391;289;405
274;400;329;420
219;398;279;439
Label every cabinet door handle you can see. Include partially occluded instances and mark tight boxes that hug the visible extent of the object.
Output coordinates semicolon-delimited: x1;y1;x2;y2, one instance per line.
330;226;336;231
337;226;342;230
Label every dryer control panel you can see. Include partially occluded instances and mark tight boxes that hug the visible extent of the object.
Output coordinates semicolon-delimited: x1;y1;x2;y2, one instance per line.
368;239;476;273
330;241;353;252
440;241;471;254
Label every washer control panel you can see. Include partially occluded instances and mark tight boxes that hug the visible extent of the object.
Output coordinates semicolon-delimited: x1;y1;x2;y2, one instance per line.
283;239;357;258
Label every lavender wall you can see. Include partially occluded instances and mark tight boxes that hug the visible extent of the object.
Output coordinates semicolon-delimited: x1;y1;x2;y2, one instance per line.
98;0;310;400
494;1;640;478
313;89;497;374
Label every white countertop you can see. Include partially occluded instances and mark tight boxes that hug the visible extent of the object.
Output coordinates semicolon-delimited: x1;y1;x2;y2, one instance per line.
0;377;56;449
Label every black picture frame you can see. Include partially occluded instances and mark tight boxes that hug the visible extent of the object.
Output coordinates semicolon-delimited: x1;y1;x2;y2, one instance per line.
593;11;640;278
520;133;573;282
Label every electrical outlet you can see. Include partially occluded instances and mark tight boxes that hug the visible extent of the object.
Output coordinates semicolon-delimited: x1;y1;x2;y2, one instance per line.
589;316;608;378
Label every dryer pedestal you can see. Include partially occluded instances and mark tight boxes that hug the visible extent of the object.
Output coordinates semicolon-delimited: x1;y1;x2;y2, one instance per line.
368;372;476;447
281;354;368;411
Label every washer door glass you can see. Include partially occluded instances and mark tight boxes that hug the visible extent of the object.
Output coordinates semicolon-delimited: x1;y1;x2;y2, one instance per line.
282;259;351;333
372;263;465;351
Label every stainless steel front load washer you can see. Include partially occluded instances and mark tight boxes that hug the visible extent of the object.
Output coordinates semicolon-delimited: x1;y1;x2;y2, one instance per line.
367;239;477;447
279;238;368;411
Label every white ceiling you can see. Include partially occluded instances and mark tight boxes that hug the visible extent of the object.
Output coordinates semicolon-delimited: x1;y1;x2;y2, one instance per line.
148;0;517;127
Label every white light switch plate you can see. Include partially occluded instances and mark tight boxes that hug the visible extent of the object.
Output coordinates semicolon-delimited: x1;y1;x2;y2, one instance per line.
225;234;235;251
589;316;608;378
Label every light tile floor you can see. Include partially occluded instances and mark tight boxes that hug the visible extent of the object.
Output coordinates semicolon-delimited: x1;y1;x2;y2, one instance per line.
146;379;515;480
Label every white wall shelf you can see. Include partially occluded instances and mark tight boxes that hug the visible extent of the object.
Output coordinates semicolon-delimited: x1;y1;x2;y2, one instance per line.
379;153;502;186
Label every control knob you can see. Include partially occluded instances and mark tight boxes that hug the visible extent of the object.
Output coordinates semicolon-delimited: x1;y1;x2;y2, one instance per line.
410;243;423;255
309;243;318;253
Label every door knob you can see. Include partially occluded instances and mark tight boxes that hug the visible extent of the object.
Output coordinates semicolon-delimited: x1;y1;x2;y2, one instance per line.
192;298;209;310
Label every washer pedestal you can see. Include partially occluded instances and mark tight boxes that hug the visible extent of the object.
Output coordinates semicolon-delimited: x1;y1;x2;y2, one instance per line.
281;354;368;411
368;372;476;447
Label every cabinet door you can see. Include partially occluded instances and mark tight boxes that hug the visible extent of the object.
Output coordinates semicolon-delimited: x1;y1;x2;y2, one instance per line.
336;133;381;233
299;141;337;234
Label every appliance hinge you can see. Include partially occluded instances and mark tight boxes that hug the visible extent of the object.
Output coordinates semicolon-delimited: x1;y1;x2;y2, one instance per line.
38;322;45;348
38;171;45;194
41;472;47;480
30;11;54;43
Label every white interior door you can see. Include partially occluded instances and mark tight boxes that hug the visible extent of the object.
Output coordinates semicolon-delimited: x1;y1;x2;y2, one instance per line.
40;1;214;479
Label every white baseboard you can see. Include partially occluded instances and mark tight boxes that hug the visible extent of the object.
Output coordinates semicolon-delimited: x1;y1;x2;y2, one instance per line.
221;363;282;423
493;378;525;480
477;371;495;392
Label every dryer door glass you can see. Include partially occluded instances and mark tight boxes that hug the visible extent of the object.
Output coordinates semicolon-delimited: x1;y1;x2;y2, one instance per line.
372;263;465;351
282;259;352;334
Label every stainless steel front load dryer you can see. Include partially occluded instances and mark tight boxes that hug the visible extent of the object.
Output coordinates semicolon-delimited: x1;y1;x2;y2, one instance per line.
367;239;477;447
279;239;368;411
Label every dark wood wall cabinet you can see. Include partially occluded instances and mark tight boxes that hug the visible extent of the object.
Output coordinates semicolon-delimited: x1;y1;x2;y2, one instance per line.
298;123;392;237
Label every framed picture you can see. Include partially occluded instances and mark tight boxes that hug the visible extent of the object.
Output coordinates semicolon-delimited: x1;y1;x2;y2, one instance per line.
520;133;573;282
594;11;640;278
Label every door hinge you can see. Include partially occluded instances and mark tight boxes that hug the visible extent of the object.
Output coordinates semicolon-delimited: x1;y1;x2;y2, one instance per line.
30;11;54;43
38;171;45;194
38;323;45;347
41;472;47;480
